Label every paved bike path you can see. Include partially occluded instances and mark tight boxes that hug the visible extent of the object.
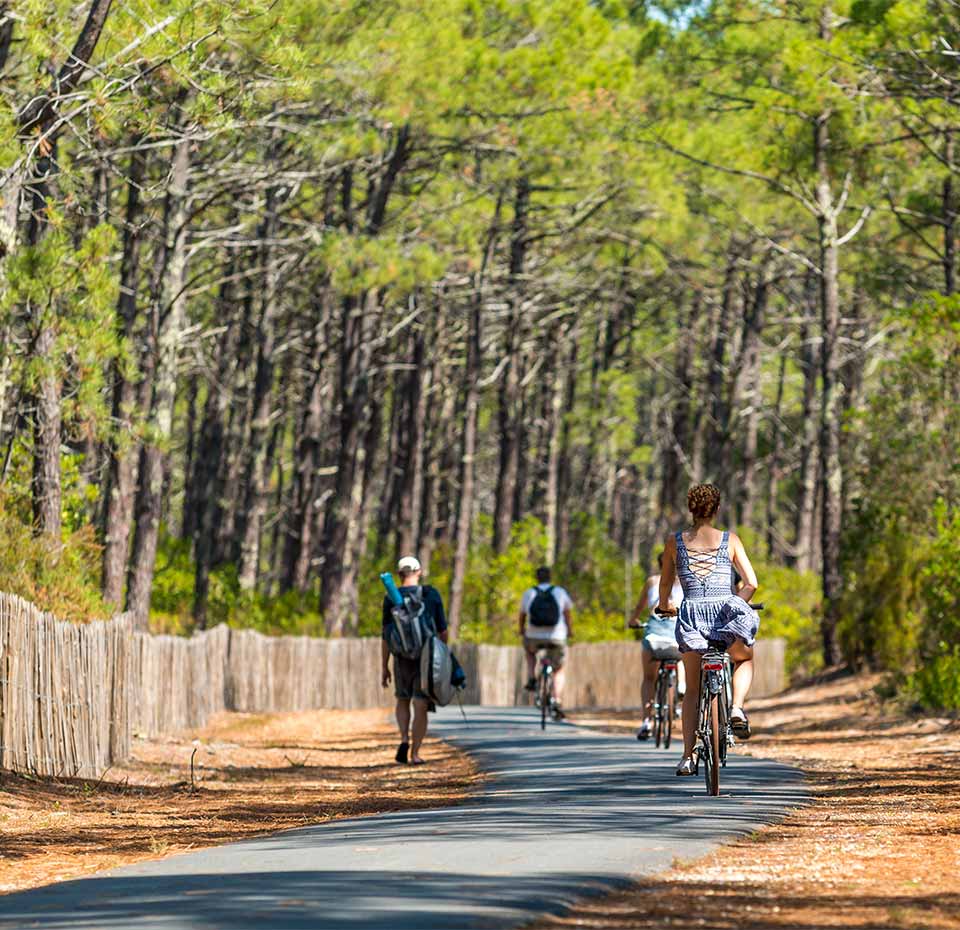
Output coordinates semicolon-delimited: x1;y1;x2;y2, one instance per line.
0;706;807;929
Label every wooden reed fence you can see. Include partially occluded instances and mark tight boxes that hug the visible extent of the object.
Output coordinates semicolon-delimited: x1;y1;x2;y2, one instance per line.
0;591;786;778
0;596;133;779
132;624;230;738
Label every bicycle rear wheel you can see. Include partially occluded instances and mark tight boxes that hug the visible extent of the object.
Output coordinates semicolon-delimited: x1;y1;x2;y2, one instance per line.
719;688;729;767
539;673;550;730
654;670;665;748
704;692;721;796
663;675;676;750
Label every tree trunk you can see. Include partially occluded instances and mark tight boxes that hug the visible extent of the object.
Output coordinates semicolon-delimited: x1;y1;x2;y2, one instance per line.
662;297;696;513
284;303;331;593
704;245;739;482
396;321;428;555
493;177;530;553
449;200;499;637
2;0;114;261
543;327;567;565
944;131;955;296
814;71;844;666
26;150;62;539
449;295;482;640
419;363;454;575
320;129;409;633
31;324;62;538
555;336;579;556
102;142;147;605
126;131;191;628
213;278;257;566
238;189;282;591
765;351;787;557
192;261;245;626
795;275;820;572
319;294;373;634
732;265;769;527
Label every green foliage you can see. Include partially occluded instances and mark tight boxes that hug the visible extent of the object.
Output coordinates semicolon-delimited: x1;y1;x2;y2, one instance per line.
837;508;926;669
903;504;960;710
908;647;960;712
355;515;632;645
149;537;326;636
736;529;822;677
1;222;120;444
0;496;106;622
839;298;960;705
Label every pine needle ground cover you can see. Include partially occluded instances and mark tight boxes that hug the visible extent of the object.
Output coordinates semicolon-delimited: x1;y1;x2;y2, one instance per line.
0;708;479;895
557;675;960;930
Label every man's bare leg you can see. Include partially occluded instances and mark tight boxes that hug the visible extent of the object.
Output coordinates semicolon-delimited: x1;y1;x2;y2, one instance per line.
410;698;429;762
396;698;411;742
525;647;536;684
553;665;566;705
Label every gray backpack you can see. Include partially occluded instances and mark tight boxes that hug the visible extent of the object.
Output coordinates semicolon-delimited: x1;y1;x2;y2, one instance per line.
420;634;457;706
386;587;433;660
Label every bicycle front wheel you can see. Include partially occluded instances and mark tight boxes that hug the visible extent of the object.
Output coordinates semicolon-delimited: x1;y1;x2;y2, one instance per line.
704;692;721;796
540;674;550;730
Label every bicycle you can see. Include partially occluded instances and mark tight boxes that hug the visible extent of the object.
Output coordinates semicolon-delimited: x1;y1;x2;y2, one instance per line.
652;656;679;749
656;603;763;796
533;649;560;730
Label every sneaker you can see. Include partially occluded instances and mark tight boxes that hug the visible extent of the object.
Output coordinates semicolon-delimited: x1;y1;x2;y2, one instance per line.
676;756;696;776
636;721;652;741
552;704;566;720
395;741;409;764
523;677;537;692
730;706;751;740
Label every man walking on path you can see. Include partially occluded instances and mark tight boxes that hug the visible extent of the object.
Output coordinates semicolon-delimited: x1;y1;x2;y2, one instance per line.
381;556;448;765
519;566;574;716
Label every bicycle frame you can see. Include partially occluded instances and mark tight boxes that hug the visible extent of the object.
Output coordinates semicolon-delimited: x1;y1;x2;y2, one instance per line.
534;652;555;730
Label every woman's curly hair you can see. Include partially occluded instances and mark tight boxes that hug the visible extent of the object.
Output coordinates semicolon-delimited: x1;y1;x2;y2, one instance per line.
687;483;721;520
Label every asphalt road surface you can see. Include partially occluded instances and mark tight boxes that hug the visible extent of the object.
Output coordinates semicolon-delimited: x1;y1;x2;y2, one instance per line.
0;705;808;929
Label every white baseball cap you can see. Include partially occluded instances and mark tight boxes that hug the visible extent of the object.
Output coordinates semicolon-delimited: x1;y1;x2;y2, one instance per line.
397;555;422;573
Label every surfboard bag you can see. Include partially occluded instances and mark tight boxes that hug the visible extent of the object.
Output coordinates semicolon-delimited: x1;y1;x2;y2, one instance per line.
420;635;465;707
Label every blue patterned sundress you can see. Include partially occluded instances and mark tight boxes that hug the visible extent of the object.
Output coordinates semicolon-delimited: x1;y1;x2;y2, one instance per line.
674;530;759;652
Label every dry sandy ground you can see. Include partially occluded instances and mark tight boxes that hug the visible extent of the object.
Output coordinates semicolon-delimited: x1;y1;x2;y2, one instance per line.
535;673;960;930
0;708;478;895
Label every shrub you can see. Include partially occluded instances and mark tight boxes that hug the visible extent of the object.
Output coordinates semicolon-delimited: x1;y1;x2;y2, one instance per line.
0;495;107;622
736;529;822;678
907;646;960;712
149;535;326;636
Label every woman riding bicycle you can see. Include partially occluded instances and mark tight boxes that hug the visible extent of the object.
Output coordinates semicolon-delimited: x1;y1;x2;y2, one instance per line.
658;483;760;777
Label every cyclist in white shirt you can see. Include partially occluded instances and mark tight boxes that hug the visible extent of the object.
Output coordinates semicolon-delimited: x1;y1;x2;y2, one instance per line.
629;551;685;740
518;566;574;716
